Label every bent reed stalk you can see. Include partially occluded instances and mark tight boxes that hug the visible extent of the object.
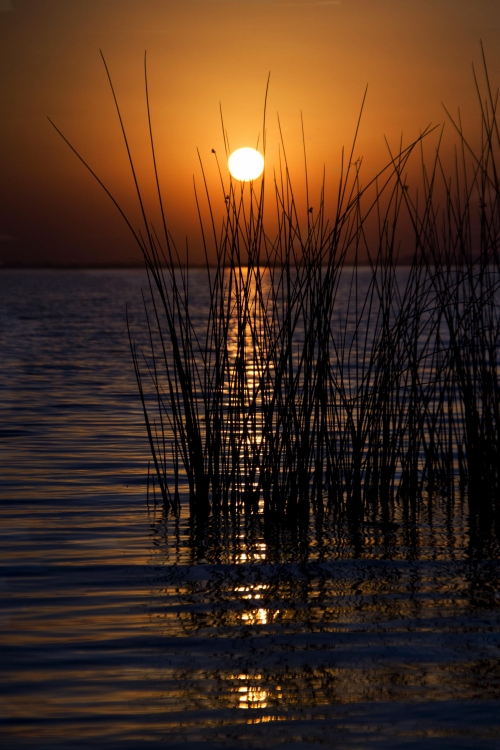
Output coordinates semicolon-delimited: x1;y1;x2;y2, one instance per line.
51;50;500;539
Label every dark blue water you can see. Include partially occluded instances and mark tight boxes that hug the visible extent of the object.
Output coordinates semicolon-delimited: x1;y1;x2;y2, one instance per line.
1;269;500;749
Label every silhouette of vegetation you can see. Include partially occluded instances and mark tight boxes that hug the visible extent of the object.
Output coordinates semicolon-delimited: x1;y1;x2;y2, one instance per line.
50;49;500;553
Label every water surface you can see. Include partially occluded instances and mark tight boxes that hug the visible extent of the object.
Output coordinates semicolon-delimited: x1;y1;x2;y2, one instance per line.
1;270;499;749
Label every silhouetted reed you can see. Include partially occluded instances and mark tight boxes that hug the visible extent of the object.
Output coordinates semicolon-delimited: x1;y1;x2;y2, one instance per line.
51;50;500;547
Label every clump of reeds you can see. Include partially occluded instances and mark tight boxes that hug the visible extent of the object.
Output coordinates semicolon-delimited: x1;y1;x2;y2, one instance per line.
51;50;500;543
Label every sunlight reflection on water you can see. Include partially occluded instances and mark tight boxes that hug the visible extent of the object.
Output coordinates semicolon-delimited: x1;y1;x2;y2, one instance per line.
0;270;499;749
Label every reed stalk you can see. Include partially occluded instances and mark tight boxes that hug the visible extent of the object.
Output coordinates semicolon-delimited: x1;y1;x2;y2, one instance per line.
51;49;500;546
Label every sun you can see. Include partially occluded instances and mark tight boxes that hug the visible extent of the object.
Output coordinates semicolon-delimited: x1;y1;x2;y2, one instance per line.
227;148;265;182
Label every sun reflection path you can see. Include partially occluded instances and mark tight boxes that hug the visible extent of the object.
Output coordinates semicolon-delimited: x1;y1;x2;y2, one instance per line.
233;540;281;626
220;267;276;507
236;541;267;564
231;673;284;712
234;580;281;627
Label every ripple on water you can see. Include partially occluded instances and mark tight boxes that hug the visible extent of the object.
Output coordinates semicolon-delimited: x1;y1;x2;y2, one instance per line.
1;270;500;749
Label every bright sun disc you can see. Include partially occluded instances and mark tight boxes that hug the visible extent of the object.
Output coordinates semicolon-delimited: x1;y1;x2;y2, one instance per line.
228;148;265;182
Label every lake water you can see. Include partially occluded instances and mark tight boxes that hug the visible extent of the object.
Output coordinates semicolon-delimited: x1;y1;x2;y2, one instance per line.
1;269;500;749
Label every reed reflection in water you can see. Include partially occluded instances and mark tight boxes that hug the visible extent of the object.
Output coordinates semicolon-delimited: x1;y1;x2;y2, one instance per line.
1;270;500;749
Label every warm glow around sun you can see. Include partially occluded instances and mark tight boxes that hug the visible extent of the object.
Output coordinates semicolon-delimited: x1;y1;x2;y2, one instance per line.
228;148;265;182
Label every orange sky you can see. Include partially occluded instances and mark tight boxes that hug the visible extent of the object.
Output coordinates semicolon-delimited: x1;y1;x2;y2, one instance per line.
0;0;499;266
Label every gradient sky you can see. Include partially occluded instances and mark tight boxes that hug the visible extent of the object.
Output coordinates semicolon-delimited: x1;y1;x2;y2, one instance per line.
0;0;499;266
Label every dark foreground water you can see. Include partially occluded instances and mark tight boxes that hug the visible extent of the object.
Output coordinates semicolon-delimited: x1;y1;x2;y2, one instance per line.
1;269;500;749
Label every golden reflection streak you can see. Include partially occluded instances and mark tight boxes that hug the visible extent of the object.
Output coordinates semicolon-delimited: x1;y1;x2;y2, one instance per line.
233;580;281;626
222;267;274;506
236;541;267;564
231;673;270;710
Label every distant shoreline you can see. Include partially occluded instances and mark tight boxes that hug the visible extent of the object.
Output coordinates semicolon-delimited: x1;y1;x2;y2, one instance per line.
0;261;145;270
0;260;416;270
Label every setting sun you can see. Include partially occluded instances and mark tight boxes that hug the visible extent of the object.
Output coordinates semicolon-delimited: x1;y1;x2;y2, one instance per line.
227;148;265;182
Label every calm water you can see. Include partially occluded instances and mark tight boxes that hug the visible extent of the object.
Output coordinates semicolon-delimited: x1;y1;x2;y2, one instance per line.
1;269;500;749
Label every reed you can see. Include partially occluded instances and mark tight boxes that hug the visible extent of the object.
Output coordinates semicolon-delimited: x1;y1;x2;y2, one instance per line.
51;50;500;542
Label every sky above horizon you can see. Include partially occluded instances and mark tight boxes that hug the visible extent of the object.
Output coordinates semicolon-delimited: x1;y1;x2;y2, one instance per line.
1;0;499;266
